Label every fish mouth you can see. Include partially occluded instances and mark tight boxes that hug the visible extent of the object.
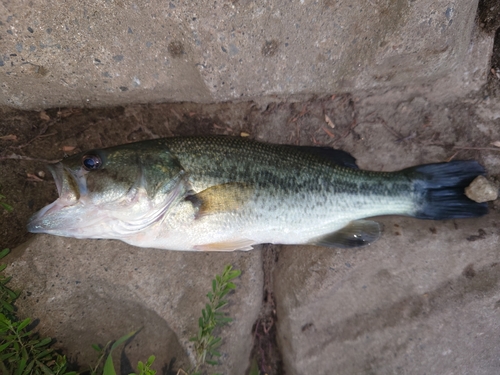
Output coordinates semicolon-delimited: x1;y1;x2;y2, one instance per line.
48;163;64;197
27;163;84;235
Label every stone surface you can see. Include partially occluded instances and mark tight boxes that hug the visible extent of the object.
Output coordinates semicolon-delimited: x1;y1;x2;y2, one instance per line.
1;34;499;372
465;175;499;202
0;0;493;109
6;235;263;374
274;215;500;375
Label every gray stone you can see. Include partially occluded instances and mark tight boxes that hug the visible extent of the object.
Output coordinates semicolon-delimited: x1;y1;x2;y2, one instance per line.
0;0;492;109
6;235;263;374
274;215;500;375
465;175;499;202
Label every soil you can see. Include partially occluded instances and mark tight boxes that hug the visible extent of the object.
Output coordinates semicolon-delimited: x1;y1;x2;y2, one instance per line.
0;26;499;375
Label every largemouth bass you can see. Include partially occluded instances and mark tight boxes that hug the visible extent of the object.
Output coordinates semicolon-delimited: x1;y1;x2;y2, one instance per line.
27;136;488;251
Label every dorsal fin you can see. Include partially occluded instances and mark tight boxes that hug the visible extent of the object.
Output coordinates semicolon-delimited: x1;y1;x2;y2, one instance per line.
295;146;358;169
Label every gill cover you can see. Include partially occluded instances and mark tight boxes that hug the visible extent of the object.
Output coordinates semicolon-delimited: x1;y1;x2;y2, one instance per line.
27;141;186;238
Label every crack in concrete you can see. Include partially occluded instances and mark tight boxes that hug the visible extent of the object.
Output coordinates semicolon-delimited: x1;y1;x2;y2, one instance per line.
247;245;285;375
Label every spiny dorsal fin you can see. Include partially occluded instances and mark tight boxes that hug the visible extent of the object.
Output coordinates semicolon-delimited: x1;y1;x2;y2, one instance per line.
185;182;254;218
308;220;381;248
294;146;358;169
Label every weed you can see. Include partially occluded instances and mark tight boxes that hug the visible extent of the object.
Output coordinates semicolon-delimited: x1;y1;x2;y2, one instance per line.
0;248;77;375
0;194;13;212
89;330;157;375
189;264;241;375
0;242;240;375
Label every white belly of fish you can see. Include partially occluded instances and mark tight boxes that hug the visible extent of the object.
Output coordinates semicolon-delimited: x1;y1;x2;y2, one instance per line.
119;192;416;251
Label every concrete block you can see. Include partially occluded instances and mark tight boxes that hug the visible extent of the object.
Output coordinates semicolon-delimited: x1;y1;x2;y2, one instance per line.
6;235;263;374
0;0;492;109
274;215;500;375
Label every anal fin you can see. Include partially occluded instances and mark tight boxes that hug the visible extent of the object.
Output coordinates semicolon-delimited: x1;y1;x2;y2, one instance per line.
195;239;255;252
309;220;381;248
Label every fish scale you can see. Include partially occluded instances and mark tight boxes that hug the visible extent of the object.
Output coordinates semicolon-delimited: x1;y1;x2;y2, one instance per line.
27;136;488;251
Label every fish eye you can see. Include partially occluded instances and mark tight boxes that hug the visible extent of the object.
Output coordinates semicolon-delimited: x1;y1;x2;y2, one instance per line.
82;154;102;171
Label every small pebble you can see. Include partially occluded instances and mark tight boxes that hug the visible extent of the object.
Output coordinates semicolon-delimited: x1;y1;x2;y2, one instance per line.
37;171;45;179
465;176;498;203
240;132;250;137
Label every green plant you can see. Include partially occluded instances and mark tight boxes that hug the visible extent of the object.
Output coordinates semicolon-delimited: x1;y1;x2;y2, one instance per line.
89;330;152;375
130;355;156;375
189;265;241;375
0;242;240;375
0;194;13;212
0;248;76;375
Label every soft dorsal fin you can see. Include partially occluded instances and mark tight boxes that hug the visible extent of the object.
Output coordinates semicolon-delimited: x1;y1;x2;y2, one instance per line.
185;182;254;218
308;220;381;248
295;146;358;169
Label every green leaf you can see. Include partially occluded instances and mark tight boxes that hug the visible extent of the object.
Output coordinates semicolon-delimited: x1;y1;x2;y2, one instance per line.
16;317;31;332
110;331;136;351
228;270;241;279
0;299;14;312
21;359;35;375
34;348;53;360
0;248;10;259
7;289;18;300
215;300;228;310
91;344;102;352
248;356;260;375
15;356;27;375
102;331;137;375
209;336;221;347
0;352;16;361
103;355;117;375
226;282;236;290
36;360;53;375
206;359;218;366
209;349;221;357
33;337;52;348
206;304;212;316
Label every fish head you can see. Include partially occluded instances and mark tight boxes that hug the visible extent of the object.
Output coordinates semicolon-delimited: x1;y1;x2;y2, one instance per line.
27;141;185;239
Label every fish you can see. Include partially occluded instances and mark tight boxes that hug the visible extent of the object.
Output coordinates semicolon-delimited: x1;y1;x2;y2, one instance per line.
27;136;488;251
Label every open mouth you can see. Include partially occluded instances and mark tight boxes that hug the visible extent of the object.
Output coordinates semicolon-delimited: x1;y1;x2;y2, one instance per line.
48;163;64;197
26;162;82;234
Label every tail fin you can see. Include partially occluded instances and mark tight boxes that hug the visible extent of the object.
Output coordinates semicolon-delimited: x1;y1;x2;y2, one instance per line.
409;161;489;220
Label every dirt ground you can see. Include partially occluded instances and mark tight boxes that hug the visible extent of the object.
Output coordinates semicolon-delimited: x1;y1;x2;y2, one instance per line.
0;27;499;375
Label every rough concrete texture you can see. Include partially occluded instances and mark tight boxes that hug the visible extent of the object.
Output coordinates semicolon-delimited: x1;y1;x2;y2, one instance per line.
1;88;499;373
1;6;499;372
274;215;500;375
0;0;493;109
6;236;263;374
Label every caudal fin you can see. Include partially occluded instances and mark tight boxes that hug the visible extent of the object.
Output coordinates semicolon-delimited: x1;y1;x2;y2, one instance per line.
409;161;489;220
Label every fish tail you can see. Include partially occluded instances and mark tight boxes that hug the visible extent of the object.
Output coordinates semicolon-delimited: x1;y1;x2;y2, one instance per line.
409;160;488;220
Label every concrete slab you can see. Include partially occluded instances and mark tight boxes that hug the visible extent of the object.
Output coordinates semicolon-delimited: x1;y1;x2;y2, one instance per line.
274;215;500;375
0;0;492;109
1;66;499;373
6;235;263;374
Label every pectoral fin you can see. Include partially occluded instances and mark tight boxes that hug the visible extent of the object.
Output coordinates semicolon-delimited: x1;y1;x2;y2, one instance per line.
309;220;381;248
186;182;254;218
